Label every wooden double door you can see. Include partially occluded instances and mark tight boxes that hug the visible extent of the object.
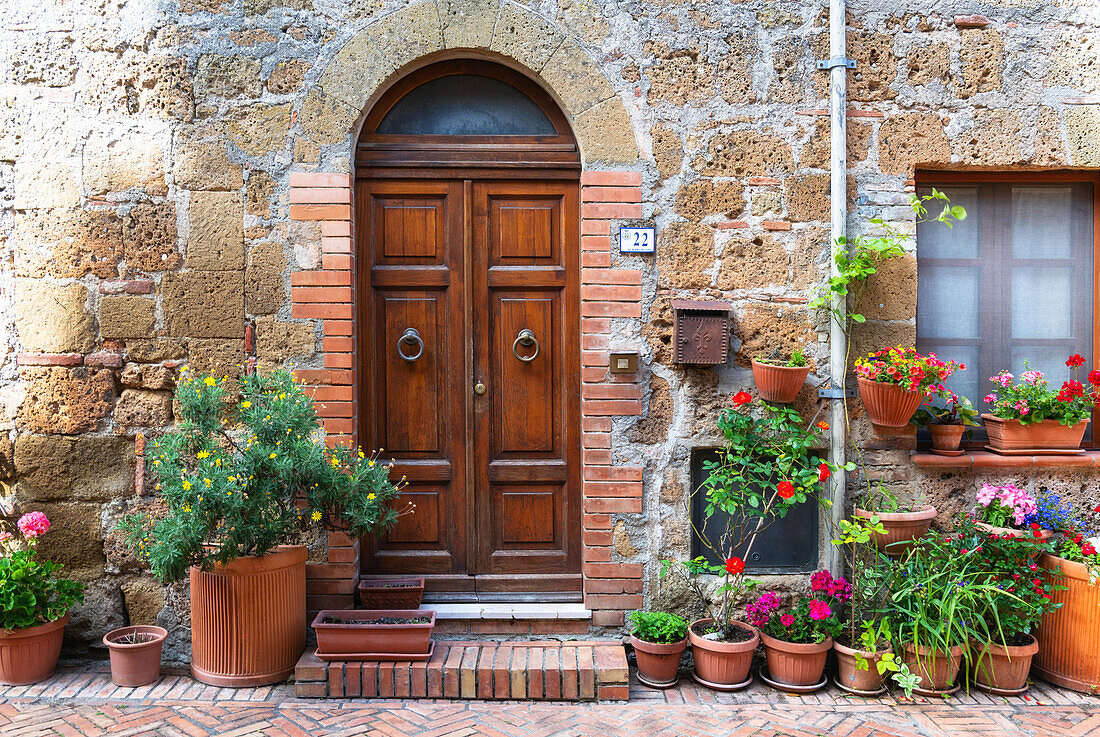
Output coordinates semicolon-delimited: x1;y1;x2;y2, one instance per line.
358;177;581;599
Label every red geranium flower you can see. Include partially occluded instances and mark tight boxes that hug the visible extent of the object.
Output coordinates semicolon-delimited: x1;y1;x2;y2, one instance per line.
725;556;745;575
818;463;831;482
732;391;752;407
1083;542;1097;557
1089;370;1100;386
1067;354;1087;368
776;481;795;499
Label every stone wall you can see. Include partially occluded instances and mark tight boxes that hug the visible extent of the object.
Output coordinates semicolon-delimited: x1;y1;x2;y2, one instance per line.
0;0;1098;657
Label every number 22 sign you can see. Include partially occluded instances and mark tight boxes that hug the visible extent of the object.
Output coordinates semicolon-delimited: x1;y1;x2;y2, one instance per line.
619;226;656;254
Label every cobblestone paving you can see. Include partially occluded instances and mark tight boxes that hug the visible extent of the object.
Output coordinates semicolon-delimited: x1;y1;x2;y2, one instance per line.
0;666;1097;736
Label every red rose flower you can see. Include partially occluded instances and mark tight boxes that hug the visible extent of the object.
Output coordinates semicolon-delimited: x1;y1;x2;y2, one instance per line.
818;463;831;482
776;481;795;499
725;556;745;575
732;391;752;407
1067;354;1087;368
1083;542;1097;557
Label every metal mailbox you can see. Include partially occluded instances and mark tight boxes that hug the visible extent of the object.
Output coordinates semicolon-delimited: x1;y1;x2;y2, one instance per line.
671;300;733;365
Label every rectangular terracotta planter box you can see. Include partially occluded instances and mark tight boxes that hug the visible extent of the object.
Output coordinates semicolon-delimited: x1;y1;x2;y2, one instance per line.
982;414;1088;452
311;609;435;658
357;577;425;610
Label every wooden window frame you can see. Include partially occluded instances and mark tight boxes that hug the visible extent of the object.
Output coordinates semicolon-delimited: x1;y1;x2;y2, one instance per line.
915;170;1100;450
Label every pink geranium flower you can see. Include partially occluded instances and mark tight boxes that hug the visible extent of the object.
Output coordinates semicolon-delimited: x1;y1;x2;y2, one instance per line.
17;511;50;538
808;600;832;621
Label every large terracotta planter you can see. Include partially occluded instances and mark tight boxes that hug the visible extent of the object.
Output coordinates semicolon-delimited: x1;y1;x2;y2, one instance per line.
975;521;1053;544
929;424;965;452
103;625;167;687
357;577;425;610
834;640;892;694
0;614;69;686
630;634;687;688
312;610;435;659
853;506;938;556
857;377;924;429
190;545;306;687
901;643;964;693
982;414;1088;452
973;634;1039;693
760;632;832;687
751;360;810;404
1034;554;1100;693
687;618;759;689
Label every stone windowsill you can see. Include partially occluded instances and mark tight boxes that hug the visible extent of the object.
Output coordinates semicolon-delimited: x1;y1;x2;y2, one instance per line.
911;450;1100;469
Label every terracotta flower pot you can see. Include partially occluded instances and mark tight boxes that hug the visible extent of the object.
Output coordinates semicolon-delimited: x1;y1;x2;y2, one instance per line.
853;506;938;556
630;634;687;688
751;360;810;404
982;414;1088;452
312;610;436;658
974;521;1053;545
833;640;892;694
857;377;924;430
190;545;306;687
687;619;759;689
760;632;832;687
929;424;965;451
103;625;168;687
357;577;425;610
1034;554;1100;693
901;643;964;693
0;614;69;686
973;634;1039;692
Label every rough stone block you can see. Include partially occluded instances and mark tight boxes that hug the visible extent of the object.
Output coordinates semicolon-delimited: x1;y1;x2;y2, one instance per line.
163;271;245;338
717;233;788;290
675;179;744;222
956;28;1003;98
194;54;262;98
126;339;188;363
120;363;176;390
367;2;443;72
187;339;245;378
644;42;713;105
907;42;950;87
650;123;682;180
299;88;358;147
656;222;713;289
13;435;134;502
173;138;244;191
246;171;277;219
13;209;123;280
954;109;1024;166
227;103;291;156
19;367;115;435
84;129;166;196
491;3;565;72
123;202;180;272
540;39;615;116
188;191;245;270
733;303;813;368
785;173;830;222
877;113;950;176
854;254;916;321
694;130;792;177
574;98;640;165
718;32;758;104
34;502;105;569
120;579;167;626
256;316;316;362
1063;107;1100;167
115;389;173;427
100;296;156;340
316;32;390;110
267;59;310;94
800;117;870;169
440;0;498;48
14;280;95;354
246;241;287;315
11;160;80;209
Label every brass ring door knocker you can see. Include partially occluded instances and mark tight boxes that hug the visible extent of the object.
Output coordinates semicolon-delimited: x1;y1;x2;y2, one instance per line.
397;328;424;362
512;328;539;363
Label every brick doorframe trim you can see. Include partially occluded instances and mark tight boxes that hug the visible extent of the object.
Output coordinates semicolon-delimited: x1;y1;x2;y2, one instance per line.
290;170;645;627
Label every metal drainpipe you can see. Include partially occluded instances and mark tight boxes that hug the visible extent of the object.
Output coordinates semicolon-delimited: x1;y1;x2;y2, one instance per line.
827;0;848;578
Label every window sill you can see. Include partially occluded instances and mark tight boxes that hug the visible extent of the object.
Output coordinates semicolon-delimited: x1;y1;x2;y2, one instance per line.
911;450;1100;469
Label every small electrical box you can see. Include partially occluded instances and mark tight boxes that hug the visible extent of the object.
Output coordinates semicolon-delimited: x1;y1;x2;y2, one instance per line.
609;352;639;374
672;300;733;365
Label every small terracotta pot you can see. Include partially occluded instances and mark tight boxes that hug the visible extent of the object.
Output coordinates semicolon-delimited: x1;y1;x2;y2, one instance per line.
357;577;425;610
982;414;1088;452
929;424;965;451
630;634;687;688
751;360;811;404
687;619;759;689
760;632;832;687
857;377;924;430
0;614;69;686
973;635;1039;692
901;643;964;692
103;625;168;687
974;521;1053;545
834;640;892;694
1034;554;1100;693
853;506;938;556
190;545;306;687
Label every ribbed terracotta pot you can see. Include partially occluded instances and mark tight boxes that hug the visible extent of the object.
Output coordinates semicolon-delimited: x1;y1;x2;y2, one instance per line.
1034;554;1100;693
834;640;892;694
973;635;1039;692
901;643;964;692
0;614;69;686
857;377;924;430
974;521;1053;545
982;415;1088;452
104;625;167;687
853;506;938;556
751;361;810;404
929;424;965;451
688;619;759;689
760;632;832;687
190;545;306;687
630;634;688;688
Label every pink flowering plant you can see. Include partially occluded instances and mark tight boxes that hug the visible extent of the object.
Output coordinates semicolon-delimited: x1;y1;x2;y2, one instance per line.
984;356;1100;426
975;483;1039;530
854;347;963;396
746;571;848;644
0;512;85;631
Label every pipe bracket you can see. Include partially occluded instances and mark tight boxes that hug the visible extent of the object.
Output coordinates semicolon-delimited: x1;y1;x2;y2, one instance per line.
815;57;857;70
818;386;856;399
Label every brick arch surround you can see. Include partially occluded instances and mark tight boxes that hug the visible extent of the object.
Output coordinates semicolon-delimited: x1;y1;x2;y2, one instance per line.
289;7;645;630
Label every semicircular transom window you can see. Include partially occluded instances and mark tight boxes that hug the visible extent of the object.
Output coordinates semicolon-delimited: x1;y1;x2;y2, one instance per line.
376;74;558;136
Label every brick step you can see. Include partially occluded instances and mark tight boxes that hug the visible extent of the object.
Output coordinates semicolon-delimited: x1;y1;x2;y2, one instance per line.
295;640;629;701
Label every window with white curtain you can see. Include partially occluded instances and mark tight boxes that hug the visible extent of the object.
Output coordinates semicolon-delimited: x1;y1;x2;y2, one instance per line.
915;176;1096;439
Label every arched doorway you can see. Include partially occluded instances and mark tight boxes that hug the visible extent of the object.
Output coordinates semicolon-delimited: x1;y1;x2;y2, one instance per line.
356;60;582;602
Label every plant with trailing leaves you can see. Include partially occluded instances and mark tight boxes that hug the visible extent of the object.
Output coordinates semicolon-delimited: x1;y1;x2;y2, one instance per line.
0;512;84;630
627;611;690;644
119;368;409;582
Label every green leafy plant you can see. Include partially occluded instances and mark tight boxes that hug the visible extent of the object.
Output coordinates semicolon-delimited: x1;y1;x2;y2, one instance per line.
754;348;808;368
0;512;85;630
627;611;690;644
119;368;410;582
911;392;980;429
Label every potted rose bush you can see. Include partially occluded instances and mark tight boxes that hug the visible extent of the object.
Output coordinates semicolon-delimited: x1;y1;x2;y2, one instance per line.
627;610;690;688
750;348;811;404
982;357;1099;452
854;347;962;430
0;512;84;685
120;368;408;687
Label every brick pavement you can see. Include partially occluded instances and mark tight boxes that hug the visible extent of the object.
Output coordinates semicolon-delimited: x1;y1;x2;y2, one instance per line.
0;665;1097;736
